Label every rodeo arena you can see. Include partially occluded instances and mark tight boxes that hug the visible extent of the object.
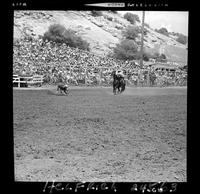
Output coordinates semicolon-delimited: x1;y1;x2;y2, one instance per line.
13;36;187;182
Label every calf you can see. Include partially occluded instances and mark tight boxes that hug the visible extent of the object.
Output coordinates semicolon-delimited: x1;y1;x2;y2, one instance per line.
57;83;69;95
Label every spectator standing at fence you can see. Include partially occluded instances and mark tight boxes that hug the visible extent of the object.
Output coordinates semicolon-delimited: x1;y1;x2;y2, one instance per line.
143;71;148;86
132;74;137;86
149;71;156;86
138;70;144;87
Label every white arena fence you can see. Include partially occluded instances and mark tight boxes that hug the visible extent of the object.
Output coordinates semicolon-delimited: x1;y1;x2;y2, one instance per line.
13;74;44;87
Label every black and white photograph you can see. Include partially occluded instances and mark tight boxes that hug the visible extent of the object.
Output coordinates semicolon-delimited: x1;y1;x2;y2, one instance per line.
13;3;188;184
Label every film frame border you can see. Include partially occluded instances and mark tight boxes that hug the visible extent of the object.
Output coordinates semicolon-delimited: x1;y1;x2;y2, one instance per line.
7;0;193;193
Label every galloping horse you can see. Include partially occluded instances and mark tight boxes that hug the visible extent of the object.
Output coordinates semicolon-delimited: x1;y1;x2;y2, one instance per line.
111;70;126;95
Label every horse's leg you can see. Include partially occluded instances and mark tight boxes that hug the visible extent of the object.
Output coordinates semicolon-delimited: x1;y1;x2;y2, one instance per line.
120;82;122;93
121;82;125;93
120;82;123;93
117;81;121;93
118;86;120;93
116;83;120;94
123;83;125;92
113;87;116;95
122;86;125;92
119;86;121;93
113;84;116;94
113;86;117;95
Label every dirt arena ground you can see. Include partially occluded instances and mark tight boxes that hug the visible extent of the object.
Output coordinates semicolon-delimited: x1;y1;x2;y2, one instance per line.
13;86;187;182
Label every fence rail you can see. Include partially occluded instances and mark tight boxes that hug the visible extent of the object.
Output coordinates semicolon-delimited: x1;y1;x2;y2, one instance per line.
13;73;187;88
13;75;43;87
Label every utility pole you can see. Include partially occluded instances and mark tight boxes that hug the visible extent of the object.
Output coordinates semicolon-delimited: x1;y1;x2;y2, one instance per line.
140;10;145;69
138;11;145;86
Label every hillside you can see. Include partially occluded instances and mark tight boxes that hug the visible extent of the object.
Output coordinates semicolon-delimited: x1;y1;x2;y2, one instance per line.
14;10;188;63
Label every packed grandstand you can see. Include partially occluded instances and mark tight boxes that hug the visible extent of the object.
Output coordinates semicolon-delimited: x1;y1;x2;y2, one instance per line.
13;37;187;87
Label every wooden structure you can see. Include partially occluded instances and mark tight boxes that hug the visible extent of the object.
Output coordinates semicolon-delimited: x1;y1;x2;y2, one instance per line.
151;63;178;72
13;74;44;87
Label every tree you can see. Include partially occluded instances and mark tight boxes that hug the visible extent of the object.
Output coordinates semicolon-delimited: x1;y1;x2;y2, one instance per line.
43;24;90;51
124;13;140;25
152;52;167;62
142;52;151;61
113;39;139;60
122;25;140;40
149;52;167;62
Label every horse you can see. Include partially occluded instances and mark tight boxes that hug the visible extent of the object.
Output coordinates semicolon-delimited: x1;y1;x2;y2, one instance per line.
111;70;126;95
57;83;69;95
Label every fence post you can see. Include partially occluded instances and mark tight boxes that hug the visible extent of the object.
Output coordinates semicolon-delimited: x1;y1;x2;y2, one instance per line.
147;71;150;87
85;70;87;86
137;74;140;87
99;69;102;86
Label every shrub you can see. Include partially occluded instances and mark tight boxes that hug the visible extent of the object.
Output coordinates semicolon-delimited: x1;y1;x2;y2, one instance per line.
152;52;167;62
160;53;166;59
144;23;150;28
43;24;69;44
142;52;151;61
124;13;140;25
71;35;90;51
109;10;118;14
132;51;151;61
156;27;169;36
105;15;113;21
113;39;139;60
152;52;160;59
176;34;187;45
144;28;149;35
91;10;103;17
122;25;140;40
115;24;123;30
43;24;90;51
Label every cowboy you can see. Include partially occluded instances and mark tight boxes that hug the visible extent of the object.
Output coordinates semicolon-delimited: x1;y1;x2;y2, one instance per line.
115;69;125;79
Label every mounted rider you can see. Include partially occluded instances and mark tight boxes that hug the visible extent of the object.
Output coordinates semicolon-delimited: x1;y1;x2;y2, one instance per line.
112;68;126;94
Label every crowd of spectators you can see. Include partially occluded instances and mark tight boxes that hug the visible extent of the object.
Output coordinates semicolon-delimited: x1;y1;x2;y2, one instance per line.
152;69;187;87
13;36;187;87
